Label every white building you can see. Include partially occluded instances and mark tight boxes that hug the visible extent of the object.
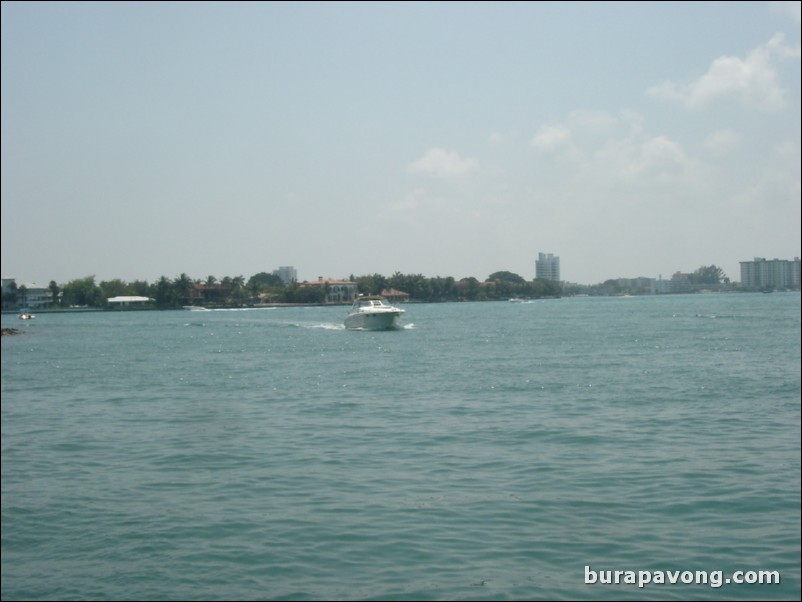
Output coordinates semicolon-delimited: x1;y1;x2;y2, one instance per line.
16;282;52;309
740;257;801;290
107;296;155;308
300;278;359;303
273;266;297;286
536;252;560;282
651;273;692;294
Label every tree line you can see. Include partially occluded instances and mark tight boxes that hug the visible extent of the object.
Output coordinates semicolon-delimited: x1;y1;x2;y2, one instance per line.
5;264;729;310
4;271;564;309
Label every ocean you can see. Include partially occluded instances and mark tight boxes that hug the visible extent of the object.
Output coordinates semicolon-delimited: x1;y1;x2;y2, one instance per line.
2;293;800;601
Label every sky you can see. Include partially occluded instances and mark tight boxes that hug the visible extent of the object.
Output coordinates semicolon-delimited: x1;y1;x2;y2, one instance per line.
2;1;800;286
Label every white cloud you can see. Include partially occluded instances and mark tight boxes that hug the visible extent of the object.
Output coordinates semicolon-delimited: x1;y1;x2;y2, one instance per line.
408;147;478;176
488;131;504;144
566;109;617;132
704;129;742;154
531;112;619;155
766;30;802;58
530;124;571;150
646;34;800;111
639;136;689;173
388;187;426;214
531;111;694;188
752;141;801;202
592;133;693;187
620;110;646;135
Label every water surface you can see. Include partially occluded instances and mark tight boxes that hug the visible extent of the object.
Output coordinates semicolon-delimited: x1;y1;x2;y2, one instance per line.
2;294;800;600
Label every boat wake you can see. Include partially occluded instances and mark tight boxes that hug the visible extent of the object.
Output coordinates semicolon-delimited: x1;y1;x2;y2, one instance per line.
209;307;278;312
307;323;346;330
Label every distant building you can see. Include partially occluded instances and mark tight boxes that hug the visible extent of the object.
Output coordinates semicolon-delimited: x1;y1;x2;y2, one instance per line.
651;272;692;294
740;257;801;290
273;266;297;286
2;278;17;310
300;278;359;303
536;252;560;282
107;296;155;308
381;288;410;303
14;282;52;309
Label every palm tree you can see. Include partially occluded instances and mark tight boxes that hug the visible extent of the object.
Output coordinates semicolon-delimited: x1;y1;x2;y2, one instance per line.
174;273;193;306
154;276;175;306
49;281;60;306
18;285;28;308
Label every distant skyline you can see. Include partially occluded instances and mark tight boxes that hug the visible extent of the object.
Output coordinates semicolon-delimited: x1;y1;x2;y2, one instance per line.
2;2;800;286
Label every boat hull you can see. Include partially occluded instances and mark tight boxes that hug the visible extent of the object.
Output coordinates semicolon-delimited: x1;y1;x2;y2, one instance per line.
344;311;402;330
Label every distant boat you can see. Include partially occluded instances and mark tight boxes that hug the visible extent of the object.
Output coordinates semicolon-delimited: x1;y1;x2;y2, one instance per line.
183;306;209;311
18;309;35;320
344;295;405;330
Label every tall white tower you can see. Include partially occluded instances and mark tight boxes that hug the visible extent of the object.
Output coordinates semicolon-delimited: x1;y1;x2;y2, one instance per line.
536;253;560;281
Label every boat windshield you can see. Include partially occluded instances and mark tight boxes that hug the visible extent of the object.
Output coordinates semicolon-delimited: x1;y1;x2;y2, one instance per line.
358;298;388;308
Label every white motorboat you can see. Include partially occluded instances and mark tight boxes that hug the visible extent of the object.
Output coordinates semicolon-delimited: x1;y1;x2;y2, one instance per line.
344;295;405;330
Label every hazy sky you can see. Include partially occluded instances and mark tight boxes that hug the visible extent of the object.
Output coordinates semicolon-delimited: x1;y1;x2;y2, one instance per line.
2;1;800;286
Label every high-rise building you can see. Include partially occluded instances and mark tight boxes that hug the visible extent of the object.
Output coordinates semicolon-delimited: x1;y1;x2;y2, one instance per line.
536;252;560;282
739;257;800;290
273;266;297;286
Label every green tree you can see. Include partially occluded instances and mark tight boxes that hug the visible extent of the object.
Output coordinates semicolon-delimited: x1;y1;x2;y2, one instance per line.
17;284;28;308
48;280;60;306
389;272;430;300
488;271;525;284
99;279;132;299
62;276;104;307
130;280;152;297
228;275;248;306
285;283;325;304
153;276;177;307
689;265;726;285
248;272;285;303
248;272;284;292
437;276;457;301
173;273;194;305
459;277;481;301
429;276;457;301
2;280;18;308
231;286;251;306
355;273;388;295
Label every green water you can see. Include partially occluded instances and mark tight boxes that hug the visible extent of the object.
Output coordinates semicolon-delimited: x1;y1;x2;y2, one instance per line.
2;294;800;600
